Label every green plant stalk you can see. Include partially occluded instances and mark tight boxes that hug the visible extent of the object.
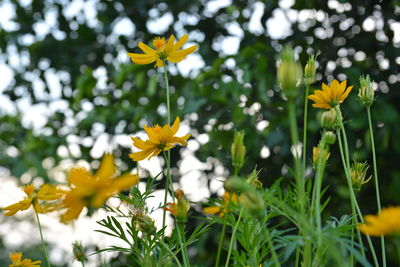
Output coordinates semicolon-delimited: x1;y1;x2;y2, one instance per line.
224;207;244;267
156;236;183;267
287;99;305;211
367;107;386;267
314;142;327;240
215;194;233;267
161;61;172;233
302;84;310;185
265;225;281;267
81;262;85;267
177;222;190;267
34;210;51;267
336;128;379;266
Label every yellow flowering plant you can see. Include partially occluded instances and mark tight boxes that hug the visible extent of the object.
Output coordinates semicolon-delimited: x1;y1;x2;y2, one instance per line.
359;206;400;236
8;252;41;267
308;79;353;109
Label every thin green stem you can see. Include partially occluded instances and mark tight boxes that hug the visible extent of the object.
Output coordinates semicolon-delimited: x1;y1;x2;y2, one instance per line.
215;195;232;267
34;210;51;267
161;61;172;233
336;128;379;267
265;225;281;267
314;141;327;239
81;262;85;267
156;235;183;267
367;107;386;267
176;222;190;267
302;84;310;185
224;207;244;267
287;99;305;212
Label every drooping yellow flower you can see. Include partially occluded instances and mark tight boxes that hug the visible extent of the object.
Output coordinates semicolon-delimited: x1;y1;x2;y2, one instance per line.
60;153;139;223
127;34;197;67
203;192;238;217
164;189;190;220
3;184;65;216
308;79;353;109
359;206;400;236
9;252;41;267
129;117;190;161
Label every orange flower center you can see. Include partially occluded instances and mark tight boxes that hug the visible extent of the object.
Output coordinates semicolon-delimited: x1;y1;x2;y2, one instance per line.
153;37;167;51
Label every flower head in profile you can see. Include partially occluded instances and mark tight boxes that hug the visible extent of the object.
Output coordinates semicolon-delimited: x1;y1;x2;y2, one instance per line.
60;153;139;223
359;206;400;236
129;117;190;161
3;184;65;216
203;192;238;217
164;189;190;220
127;34;197;67
308;79;353;109
9;252;41;267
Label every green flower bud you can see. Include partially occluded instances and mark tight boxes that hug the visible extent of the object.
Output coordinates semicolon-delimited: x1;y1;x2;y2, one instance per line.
72;241;87;263
224;177;252;194
136;214;157;235
304;54;317;85
358;75;375;107
277;46;303;98
231;131;246;172
351;161;372;193
320;108;337;129
322;131;336;145
239;191;265;219
312;146;330;169
246;169;262;189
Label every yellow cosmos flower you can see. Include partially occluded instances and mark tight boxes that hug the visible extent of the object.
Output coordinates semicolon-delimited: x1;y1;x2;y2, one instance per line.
9;252;41;267
3;184;65;216
129;117;190;161
308;79;353;109
203;192;238;217
60;153;139;223
359;206;400;236
127;34;197;67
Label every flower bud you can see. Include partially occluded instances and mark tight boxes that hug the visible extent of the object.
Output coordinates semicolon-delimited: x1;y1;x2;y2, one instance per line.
351;161;372;193
72;241;87;263
358;75;375;107
231;131;246;172
136;214;156;235
304;54;317;86
312;146;330;169
239;191;265;219
164;189;190;222
322;131;336;145
277;46;303;98
320;109;337;129
246;169;262;189
224;177;252;194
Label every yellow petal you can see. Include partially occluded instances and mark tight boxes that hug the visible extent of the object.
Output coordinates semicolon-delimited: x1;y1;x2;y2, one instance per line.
173;34;188;50
129;149;155;161
167;45;197;63
127;53;156;64
171;117;180;135
138;42;157;55
203;206;221;215
60;203;84;223
96;153;116;180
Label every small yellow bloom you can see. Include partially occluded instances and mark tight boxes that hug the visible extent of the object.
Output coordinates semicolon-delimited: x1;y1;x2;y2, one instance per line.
127;34;197;67
60;153;139;223
129;117;190;161
308;79;353;109
9;252;41;267
3;184;65;216
359;206;400;236
203;192;238;217
164;189;190;220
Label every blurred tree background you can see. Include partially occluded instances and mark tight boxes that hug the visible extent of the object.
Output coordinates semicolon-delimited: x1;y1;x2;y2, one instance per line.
0;0;399;265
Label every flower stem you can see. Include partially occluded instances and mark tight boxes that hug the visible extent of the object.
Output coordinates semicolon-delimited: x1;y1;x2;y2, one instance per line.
224;207;243;267
161;60;172;233
215;195;232;267
176;222;190;267
265;225;281;267
302;84;310;185
156;236;183;267
367;107;386;267
34;210;51;267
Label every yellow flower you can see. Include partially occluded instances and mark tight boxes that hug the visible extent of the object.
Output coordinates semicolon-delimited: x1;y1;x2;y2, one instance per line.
203;192;238;217
129;117;190;161
127;34;197;67
359;206;400;236
164;189;190;220
3;184;65;216
308;79;353;109
60;153;139;223
9;252;41;267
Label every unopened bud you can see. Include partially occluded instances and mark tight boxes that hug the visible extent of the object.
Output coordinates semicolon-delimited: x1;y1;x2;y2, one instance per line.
239;191;265;219
322;131;336;145
320;109;337;129
224;177;252;194
136;215;156;235
164;190;190;222
246;169;262;189
72;241;87;263
358;75;375;107
277;46;303;98
304;54;317;85
351;161;372;193
231;131;246;172
312;146;330;169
